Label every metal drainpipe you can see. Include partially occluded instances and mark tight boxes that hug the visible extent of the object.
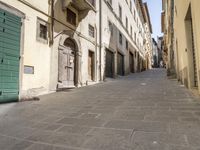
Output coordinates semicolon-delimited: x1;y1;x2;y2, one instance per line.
99;0;102;81
50;0;54;45
95;25;98;82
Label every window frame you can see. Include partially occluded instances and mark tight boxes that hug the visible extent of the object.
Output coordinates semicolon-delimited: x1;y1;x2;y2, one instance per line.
130;26;133;37
119;5;122;21
126;17;128;31
126;40;128;50
88;24;95;38
108;20;113;36
36;17;48;44
130;0;132;12
119;32;123;45
66;8;77;26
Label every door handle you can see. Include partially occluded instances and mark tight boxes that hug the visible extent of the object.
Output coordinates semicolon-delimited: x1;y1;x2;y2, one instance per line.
65;66;72;69
0;91;2;96
1;58;3;64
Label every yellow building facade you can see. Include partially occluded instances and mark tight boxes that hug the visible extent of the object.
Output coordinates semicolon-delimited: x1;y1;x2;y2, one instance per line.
163;0;200;93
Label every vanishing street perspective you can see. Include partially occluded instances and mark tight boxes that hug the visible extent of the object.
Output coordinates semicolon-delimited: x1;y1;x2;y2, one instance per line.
0;0;200;149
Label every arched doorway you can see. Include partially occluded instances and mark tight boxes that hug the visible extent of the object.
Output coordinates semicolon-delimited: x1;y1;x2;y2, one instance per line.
58;38;77;88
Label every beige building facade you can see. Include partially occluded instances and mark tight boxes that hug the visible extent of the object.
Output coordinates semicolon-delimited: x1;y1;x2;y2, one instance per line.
162;0;175;75
0;0;152;102
100;0;151;78
0;0;97;102
102;0;150;78
0;0;52;102
49;0;98;91
143;2;153;70
162;0;200;93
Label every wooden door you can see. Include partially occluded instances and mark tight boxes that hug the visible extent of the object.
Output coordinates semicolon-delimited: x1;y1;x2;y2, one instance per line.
58;38;76;88
88;51;94;81
0;8;21;103
129;52;134;73
105;49;114;78
117;52;124;76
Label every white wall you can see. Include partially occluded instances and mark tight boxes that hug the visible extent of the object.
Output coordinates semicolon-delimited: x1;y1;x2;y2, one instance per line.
0;0;51;98
101;0;147;75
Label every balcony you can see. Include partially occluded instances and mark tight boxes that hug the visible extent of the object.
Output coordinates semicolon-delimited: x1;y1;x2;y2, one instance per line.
63;0;95;11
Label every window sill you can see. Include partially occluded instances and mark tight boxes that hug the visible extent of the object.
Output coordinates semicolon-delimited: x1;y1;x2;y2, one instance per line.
36;38;48;44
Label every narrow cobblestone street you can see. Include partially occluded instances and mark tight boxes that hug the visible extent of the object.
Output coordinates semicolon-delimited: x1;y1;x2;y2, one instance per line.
0;69;200;150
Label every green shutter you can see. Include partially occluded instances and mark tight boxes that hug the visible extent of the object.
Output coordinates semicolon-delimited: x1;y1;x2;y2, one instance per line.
0;8;21;103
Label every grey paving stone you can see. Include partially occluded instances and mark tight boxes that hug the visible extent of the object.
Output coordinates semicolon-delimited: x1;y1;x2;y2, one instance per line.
105;120;169;132
25;143;55;150
79;113;100;119
129;142;169;150
187;135;200;147
56;125;92;135
0;126;37;139
153;110;194;118
41;115;65;123
113;110;146;121
26;143;83;150
48;133;90;148
194;112;200;116
57;118;105;127
144;114;179;122
31;122;50;129
26;130;53;143
168;145;197;150
83;128;132;150
0;135;20;149
7;140;34;150
1;69;200;149
132;131;188;146
44;124;64;131
170;122;200;137
179;117;200;122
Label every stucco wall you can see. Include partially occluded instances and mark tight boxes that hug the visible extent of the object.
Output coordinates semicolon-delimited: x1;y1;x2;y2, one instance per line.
0;0;51;98
49;0;98;91
174;0;200;90
101;0;147;76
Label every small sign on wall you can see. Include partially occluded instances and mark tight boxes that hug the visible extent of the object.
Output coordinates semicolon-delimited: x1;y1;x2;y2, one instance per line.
24;65;34;74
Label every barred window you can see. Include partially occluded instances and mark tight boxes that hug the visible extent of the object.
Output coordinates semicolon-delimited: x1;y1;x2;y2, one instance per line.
119;32;122;45
126;17;128;30
119;5;122;20
39;24;47;40
36;18;48;44
89;24;95;38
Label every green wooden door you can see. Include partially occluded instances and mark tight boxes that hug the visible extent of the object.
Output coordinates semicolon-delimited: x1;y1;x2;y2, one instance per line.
0;8;21;103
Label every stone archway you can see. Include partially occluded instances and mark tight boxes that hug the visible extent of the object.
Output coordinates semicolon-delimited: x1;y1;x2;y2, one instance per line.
58;37;78;88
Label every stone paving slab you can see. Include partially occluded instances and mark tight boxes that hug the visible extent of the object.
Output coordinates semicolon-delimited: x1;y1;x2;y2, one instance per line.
0;69;200;149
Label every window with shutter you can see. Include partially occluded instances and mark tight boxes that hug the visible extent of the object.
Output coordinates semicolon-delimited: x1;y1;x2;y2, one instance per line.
67;8;76;26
